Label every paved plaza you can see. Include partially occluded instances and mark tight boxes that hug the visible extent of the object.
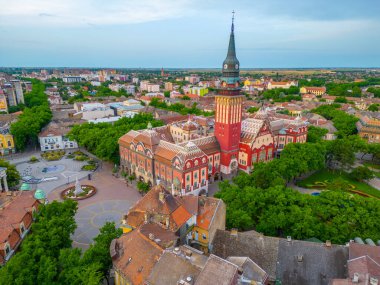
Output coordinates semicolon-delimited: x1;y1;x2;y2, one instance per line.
47;161;141;250
15;155;91;196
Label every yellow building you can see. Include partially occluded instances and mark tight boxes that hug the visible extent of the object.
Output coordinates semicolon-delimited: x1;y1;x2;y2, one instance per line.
0;122;15;155
300;86;326;96
0;94;8;113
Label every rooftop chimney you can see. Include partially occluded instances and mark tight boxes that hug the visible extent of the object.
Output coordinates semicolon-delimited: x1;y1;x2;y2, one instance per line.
325;240;332;247
352;273;359;283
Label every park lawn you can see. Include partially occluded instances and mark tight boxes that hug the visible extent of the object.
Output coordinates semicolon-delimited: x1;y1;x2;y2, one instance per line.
363;162;380;170
297;168;380;199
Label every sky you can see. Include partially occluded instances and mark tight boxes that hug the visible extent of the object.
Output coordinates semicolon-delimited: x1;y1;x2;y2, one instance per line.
0;0;379;68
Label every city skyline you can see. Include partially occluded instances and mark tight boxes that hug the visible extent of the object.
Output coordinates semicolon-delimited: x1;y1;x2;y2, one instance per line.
1;0;379;68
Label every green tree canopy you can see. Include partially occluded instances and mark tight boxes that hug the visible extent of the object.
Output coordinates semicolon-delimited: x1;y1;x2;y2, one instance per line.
68;113;163;163
215;181;380;244
306;126;329;143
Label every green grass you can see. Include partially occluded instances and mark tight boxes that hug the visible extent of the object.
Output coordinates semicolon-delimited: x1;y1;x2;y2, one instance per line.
298;168;380;199
363;162;380;170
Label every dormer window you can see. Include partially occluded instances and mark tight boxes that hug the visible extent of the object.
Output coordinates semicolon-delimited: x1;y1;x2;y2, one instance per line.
20;222;26;237
5;243;11;256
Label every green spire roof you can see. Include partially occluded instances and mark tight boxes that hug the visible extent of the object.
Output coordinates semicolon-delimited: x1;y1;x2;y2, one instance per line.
34;189;46;200
221;11;240;85
20;183;31;191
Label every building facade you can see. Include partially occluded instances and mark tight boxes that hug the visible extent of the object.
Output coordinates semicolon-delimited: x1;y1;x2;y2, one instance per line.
356;112;380;143
38;122;78;151
118;17;308;194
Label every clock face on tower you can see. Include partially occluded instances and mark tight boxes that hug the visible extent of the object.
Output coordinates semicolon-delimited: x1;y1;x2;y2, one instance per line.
235;64;239;69
224;64;228;69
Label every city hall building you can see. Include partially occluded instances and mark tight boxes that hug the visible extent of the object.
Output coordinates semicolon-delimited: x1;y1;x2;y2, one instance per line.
119;18;308;196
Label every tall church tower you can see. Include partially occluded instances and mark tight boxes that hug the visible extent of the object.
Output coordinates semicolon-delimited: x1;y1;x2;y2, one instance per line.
215;12;244;175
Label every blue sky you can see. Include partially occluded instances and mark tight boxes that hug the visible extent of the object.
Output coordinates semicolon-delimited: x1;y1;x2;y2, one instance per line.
0;0;379;68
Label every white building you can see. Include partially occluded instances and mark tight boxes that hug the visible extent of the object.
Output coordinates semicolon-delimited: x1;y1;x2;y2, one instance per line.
90;81;101;87
38;122;78;151
140;81;160;92
76;102;115;121
63;76;82;83
267;80;298;90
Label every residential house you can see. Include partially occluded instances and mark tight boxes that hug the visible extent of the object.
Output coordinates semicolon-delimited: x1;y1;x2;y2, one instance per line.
212;229;349;285
0;191;40;265
329;242;380;285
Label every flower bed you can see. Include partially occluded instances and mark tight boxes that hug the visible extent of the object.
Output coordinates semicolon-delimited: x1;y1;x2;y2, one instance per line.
61;184;97;200
41;150;65;161
297;168;380;199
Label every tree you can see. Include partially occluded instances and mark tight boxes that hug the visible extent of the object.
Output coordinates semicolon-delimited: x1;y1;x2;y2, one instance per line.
10;79;52;151
247;107;259;113
326;138;355;169
307;126;328;143
68;113;163;163
164;91;170;98
312;105;358;137
0;159;20;188
137;181;150;193
0;201;121;285
82;222;122;284
351;166;375;182
215;181;380;243
368;104;379;112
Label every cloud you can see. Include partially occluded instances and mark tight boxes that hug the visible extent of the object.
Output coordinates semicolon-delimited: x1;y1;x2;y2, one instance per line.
0;0;194;27
38;13;56;17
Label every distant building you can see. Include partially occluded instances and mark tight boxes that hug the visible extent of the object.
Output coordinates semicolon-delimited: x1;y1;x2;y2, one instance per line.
140;81;160;92
2;84;17;107
267;80;298;90
73;102;115;121
38;122;78;151
186;74;201;84
108;99;144;116
0;91;8;113
300;86;326;96
184;86;209;96
62;76;82;83
164;82;173;91
10;80;24;104
356;112;380;143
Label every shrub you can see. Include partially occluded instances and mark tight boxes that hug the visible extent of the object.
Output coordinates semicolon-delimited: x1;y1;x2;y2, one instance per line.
74;155;88;161
29;156;39;163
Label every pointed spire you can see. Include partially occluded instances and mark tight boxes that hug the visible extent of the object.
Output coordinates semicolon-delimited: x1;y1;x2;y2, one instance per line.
231;10;235;33
227;11;236;58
